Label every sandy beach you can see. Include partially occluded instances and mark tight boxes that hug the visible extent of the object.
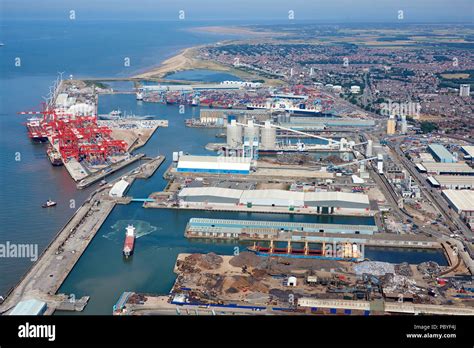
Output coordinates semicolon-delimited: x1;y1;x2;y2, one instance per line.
133;46;230;80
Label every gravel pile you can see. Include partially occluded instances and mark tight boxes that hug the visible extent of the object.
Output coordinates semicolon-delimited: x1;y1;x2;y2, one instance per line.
353;261;395;276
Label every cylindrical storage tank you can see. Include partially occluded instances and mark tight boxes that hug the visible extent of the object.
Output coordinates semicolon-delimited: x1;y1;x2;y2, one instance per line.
244;120;258;144
226;120;242;148
260;121;276;149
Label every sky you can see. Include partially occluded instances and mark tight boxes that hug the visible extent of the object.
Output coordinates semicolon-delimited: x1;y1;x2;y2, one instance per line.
1;0;473;22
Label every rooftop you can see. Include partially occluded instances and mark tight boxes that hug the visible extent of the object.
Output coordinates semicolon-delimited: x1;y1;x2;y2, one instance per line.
421;162;474;174
179;187;243;199
428;144;456;162
9;299;46;315
434;175;474;185
178;155;252;164
462;145;474;158
442;190;474;211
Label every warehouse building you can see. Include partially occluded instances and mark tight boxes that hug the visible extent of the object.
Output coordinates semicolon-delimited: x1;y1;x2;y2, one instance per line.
420;162;474;175
461;145;474;162
428;144;456;163
9;299;47;315
109;179;129;198
177;155;253;174
178;187;242;205
442;190;474;230
178;187;370;213
240;190;305;207
429;175;474;189
304;191;370;214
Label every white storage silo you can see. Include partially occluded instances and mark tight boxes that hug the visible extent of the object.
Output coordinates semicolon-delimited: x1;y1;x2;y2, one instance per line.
226;119;243;148
244;120;259;145
260;121;276;149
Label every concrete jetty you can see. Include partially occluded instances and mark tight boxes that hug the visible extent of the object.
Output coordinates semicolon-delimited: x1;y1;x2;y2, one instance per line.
77;153;145;189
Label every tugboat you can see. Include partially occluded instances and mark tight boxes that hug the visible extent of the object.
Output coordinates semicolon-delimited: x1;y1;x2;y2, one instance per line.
42;199;57;208
123;225;136;258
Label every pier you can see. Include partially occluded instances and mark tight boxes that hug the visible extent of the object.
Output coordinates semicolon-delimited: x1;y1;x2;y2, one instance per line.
77;153;145;189
0;156;165;315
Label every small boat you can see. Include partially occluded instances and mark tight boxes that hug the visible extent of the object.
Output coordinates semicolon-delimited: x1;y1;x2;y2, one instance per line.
123;225;136;258
99;179;107;186
42;199;57;208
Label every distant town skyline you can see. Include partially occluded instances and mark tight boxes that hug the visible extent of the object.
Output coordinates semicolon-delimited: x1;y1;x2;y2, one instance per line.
2;0;474;22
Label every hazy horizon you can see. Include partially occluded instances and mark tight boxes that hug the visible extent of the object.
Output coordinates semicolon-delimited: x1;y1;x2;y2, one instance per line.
1;0;473;23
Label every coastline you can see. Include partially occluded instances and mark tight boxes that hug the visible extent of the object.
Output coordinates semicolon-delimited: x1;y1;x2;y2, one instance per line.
133;42;285;85
133;45;229;80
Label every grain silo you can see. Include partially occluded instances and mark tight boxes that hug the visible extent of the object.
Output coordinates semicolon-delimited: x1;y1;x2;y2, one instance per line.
226;119;243;148
260;121;276;149
244;120;259;145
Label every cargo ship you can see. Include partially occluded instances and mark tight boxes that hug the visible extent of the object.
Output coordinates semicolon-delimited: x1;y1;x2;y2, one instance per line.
123;225;136;258
26;117;48;143
47;146;63;166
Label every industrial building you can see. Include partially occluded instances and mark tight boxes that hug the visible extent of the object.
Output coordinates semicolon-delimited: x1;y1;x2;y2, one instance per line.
428;144;456;163
240;189;305;207
186;218;378;236
419;162;474;175
285;117;375;128
442;190;474;230
178;187;242;205
178;187;370;213
428;175;474;189
9;299;47;315
177;155;253;174
304;191;370;213
461;145;474;161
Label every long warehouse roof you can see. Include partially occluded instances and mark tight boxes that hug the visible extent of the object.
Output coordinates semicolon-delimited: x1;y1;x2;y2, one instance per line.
422;162;474;173
179;187;369;205
241;189;305;201
434;175;474;185
179;155;252;164
179;187;243;199
305;191;370;205
442;190;474;211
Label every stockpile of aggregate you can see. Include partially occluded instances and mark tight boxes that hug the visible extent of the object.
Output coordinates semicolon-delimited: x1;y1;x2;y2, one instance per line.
353;261;395;276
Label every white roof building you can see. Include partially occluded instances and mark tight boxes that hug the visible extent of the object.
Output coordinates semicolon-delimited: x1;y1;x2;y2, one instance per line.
177;187;370;210
177;155;252;174
9;299;47;315
421;162;474;175
442;190;474;215
304;191;370;209
109;179;129;198
240;189;305;207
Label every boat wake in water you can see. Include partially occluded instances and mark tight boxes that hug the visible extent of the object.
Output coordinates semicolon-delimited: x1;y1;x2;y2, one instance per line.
104;220;158;242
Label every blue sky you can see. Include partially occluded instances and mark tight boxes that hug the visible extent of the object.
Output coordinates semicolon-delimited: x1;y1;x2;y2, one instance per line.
2;0;473;22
